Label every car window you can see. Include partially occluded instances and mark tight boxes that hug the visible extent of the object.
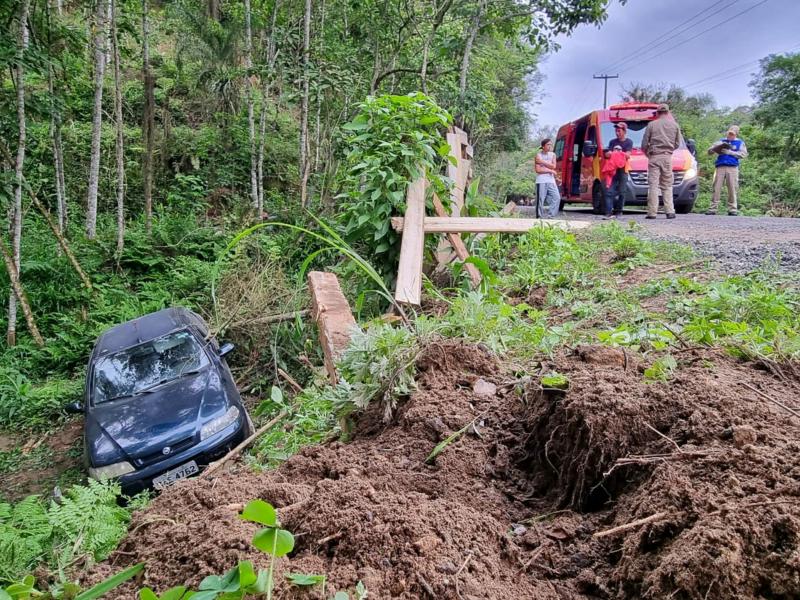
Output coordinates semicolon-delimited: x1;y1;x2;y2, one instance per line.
93;330;209;403
554;137;565;160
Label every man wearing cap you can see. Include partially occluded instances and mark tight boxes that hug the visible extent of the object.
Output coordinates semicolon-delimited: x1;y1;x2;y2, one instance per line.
603;122;633;217
641;104;683;219
707;125;748;216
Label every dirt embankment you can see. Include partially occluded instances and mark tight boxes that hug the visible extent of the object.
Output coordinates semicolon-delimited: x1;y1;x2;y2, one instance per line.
92;342;800;599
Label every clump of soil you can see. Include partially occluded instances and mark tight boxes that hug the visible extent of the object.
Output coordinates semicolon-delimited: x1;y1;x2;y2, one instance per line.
91;343;800;599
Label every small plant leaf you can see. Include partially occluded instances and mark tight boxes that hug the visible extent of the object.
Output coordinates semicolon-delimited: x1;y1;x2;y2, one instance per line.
240;499;277;526
75;563;145;600
270;386;284;405
541;372;569;390
139;590;159;600
333;593;350;600
426;419;475;464
252;527;295;556
160;587;189;600
285;573;326;587
238;561;257;589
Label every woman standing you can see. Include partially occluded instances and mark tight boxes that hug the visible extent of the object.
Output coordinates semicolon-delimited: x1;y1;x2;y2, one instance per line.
534;139;561;218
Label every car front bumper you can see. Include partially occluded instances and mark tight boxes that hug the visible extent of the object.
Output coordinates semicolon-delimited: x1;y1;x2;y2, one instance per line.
115;418;249;496
622;173;699;207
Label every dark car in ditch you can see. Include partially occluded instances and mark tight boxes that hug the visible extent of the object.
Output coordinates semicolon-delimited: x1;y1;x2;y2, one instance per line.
68;307;252;494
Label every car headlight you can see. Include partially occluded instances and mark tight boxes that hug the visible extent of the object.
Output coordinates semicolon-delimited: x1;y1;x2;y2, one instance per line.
88;461;135;480
200;406;240;441
683;167;697;180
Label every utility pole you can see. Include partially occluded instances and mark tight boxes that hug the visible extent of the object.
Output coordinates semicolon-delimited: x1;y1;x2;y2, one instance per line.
593;74;619;109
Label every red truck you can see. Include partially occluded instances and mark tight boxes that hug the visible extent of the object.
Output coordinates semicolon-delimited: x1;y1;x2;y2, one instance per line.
553;102;698;214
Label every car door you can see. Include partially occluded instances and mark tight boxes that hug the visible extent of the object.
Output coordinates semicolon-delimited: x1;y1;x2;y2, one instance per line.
580;124;598;198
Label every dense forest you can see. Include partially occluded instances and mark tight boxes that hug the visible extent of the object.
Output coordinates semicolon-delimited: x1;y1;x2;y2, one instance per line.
0;0;612;398
2;0;800;597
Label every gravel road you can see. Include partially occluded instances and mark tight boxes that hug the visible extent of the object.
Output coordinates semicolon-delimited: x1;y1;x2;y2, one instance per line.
517;205;800;274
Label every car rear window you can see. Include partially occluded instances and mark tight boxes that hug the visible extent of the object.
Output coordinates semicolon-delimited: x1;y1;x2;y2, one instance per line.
93;330;209;404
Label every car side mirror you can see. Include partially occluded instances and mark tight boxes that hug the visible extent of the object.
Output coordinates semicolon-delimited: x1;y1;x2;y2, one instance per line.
219;342;235;357
686;138;697;157
65;401;83;414
582;142;598;158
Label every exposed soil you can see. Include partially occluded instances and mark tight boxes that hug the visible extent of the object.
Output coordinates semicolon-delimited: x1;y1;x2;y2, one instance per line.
0;419;84;501
89;340;800;599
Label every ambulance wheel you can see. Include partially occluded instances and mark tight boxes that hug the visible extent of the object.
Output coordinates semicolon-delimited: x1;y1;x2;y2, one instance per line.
592;181;605;215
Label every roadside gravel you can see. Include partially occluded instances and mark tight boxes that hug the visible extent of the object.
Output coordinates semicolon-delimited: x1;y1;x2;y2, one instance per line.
518;206;800;274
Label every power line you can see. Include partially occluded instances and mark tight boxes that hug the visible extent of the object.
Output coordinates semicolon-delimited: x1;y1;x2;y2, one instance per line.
617;0;772;76
599;0;740;74
683;42;800;89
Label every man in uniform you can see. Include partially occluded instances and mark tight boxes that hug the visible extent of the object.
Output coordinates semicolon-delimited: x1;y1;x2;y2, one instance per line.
641;104;683;220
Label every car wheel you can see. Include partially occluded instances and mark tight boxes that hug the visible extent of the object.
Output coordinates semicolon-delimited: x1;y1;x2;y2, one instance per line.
592;181;605;215
675;201;694;214
559;198;566;211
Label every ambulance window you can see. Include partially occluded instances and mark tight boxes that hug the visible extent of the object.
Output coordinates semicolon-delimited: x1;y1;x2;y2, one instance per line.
554;138;565;160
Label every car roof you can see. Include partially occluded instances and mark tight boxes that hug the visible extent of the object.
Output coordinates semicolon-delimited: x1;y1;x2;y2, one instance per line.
94;307;202;355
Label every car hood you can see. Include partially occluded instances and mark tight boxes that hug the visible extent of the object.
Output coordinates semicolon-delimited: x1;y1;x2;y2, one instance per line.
86;368;229;466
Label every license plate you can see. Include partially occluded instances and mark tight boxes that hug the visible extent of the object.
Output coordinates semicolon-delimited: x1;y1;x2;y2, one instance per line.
152;460;199;490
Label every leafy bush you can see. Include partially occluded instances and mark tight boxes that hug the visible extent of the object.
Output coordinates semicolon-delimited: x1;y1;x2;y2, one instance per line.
337;93;453;283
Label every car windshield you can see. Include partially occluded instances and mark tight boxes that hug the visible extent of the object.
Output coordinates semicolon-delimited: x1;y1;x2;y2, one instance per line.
601;120;686;151
93;330;209;403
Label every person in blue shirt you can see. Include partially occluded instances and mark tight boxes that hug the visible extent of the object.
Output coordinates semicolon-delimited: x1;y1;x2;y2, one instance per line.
707;125;748;216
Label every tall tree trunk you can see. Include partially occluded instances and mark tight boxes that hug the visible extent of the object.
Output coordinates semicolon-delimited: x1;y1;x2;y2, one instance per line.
207;0;220;20
111;0;125;254
457;0;486;127
313;0;325;173
86;0;108;240
256;0;281;212
8;0;30;346
47;1;68;234
420;0;454;94
142;0;155;232
299;0;312;207
244;0;258;209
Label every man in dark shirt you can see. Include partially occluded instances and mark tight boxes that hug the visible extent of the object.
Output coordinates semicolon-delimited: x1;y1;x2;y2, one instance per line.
603;122;632;217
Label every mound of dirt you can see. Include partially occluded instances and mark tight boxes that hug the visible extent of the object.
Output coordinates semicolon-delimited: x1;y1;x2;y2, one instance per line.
89;343;800;599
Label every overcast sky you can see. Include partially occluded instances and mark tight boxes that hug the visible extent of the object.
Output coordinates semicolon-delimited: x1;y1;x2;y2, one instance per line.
532;0;800;129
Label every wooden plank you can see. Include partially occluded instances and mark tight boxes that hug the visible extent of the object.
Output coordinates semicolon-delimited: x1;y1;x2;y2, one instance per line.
432;193;482;287
308;271;359;384
391;217;592;234
394;177;427;306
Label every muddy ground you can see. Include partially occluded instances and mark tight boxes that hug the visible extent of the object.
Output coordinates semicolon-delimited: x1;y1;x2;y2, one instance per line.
90;340;800;599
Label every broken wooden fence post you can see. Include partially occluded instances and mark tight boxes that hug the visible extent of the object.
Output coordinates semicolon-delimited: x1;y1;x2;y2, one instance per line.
391;216;592;234
393;177;427;306
308;271;358;384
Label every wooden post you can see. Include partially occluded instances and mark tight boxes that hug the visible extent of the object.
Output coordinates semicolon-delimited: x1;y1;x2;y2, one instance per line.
308;271;358;383
394;177;427;306
432;193;481;287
